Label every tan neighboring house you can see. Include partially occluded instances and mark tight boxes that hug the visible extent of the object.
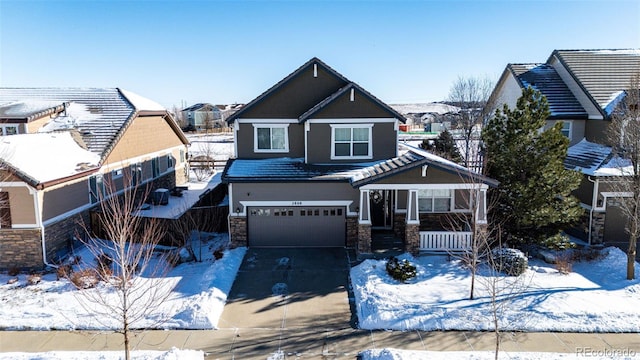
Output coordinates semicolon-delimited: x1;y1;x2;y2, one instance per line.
0;88;189;269
488;49;640;249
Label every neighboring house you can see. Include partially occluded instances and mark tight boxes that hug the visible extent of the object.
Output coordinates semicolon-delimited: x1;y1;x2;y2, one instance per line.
488;49;640;248
182;103;219;129
221;58;497;254
0;88;190;269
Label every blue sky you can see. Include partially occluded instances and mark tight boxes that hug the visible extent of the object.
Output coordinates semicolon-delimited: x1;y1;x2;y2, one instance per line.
1;0;639;109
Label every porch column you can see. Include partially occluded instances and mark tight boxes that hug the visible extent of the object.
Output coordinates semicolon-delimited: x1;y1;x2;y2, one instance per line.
405;189;420;254
475;187;488;224
357;189;372;254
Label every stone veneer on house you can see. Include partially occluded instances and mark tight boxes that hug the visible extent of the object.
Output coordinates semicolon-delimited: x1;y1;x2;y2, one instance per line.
0;228;43;269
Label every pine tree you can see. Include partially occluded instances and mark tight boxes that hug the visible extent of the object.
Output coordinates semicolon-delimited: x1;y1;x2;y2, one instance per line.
482;87;583;247
420;129;462;163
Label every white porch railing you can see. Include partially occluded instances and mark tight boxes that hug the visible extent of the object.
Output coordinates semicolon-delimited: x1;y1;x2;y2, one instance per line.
419;231;473;252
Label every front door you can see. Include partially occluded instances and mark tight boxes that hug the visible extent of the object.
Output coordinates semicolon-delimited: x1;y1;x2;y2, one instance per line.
370;190;393;229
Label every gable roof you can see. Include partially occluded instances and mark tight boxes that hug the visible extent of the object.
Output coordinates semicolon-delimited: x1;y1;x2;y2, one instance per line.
182;103;216;112
0;132;100;188
0;88;187;158
226;57;405;124
0;88;188;188
550;49;640;117
508;63;588;119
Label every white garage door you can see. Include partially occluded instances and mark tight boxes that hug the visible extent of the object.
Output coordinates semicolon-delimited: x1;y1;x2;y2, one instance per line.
248;206;346;247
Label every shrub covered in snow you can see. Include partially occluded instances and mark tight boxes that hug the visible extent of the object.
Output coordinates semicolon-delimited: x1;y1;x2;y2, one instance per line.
386;257;417;283
490;248;528;276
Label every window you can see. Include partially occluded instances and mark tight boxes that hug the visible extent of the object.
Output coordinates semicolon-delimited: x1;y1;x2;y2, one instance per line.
561;121;572;139
89;174;105;204
418;189;452;212
0;125;19;136
152;157;160;178
111;168;123;179
166;154;174;170
254;125;289;152
0;192;11;228
331;125;372;159
129;163;142;186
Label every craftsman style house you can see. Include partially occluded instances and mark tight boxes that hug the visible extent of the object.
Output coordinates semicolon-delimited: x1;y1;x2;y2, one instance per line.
0;88;189;269
488;49;640;248
222;58;497;254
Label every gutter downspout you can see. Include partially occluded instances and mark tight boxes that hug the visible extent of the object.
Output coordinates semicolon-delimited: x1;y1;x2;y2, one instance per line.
33;189;57;269
587;176;599;246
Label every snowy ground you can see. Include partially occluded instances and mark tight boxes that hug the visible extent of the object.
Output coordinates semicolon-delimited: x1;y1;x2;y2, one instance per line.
352;247;640;332
0;232;245;331
359;348;636;360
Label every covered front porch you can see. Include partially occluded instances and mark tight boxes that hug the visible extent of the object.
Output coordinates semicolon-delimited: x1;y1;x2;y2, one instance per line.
355;184;488;254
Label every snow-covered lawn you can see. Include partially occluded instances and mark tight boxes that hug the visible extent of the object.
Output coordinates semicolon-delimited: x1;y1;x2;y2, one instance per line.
352;247;640;332
0;233;245;331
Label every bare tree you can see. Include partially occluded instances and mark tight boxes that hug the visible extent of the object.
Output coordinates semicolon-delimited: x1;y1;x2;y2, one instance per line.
201;108;215;134
447;76;495;170
170;105;188;130
479;244;531;360
73;175;173;360
606;74;640;280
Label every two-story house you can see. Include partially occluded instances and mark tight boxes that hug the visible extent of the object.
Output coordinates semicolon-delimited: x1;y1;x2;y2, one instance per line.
488;49;640;248
0;88;189;269
222;58;497;254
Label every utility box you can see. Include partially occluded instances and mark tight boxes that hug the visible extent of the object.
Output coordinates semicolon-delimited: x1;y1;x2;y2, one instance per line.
151;188;169;205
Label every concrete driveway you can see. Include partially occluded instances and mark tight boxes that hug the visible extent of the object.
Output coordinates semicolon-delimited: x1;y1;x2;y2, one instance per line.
216;247;357;358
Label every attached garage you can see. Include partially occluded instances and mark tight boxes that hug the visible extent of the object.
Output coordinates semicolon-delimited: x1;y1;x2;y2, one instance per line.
248;206;346;247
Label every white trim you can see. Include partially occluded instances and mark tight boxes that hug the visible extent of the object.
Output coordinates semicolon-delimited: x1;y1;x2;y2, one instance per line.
594;191;634;211
330;124;373;160
233;120;239;158
8;224;39;229
561;120;573;140
407;189;420;224
253;124;290;153
304;121;310;163
308;118;396;124
313;64;318;78
350;88;355;101
360;183;490;190
237;200;355;217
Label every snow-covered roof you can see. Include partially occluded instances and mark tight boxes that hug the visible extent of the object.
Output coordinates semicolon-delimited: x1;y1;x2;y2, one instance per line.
0;88;170;157
0;132;100;184
391;103;460;115
509;63;588;119
223;144;498;187
565;138;634;177
0;100;64;120
119;89;165;112
565;138;612;175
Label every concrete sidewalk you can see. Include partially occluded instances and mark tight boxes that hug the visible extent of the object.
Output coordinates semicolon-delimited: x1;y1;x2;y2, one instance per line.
1;330;640;359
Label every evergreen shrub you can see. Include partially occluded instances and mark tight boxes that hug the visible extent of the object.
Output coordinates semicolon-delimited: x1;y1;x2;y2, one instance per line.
490;248;528;276
386;257;417;282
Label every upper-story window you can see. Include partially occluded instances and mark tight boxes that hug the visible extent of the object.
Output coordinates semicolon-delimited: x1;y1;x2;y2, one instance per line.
0;125;19;136
561;121;572;139
253;124;289;152
331;124;373;159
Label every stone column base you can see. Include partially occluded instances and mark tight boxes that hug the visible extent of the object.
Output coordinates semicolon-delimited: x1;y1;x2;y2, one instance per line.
357;223;372;254
229;216;247;248
405;223;420;255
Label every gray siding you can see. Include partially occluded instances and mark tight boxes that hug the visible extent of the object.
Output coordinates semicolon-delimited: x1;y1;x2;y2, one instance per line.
236;122;305;159
585;120;611;145
238;66;347;119
374;165;464;185
306;122;397;163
